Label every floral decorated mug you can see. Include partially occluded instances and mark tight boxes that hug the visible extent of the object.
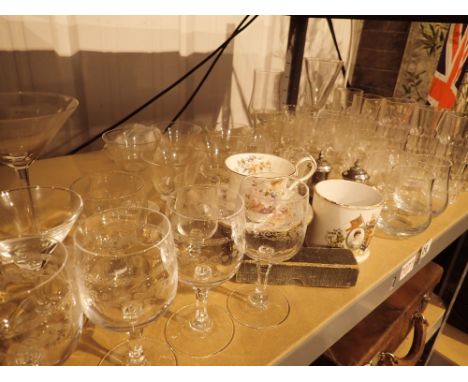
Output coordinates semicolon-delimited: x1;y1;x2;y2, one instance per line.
305;179;383;263
225;153;317;193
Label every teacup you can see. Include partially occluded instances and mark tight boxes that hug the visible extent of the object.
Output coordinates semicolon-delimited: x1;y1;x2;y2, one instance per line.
225;152;317;193
305;179;383;263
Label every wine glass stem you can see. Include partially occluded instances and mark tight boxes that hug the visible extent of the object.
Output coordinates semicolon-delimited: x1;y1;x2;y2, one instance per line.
249;262;272;309
190;287;212;332
127;327;147;366
16;167;39;232
16;167;32;187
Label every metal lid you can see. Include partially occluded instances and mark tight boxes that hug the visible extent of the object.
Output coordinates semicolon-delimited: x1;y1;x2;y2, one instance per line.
342;159;370;183
316;151;332;173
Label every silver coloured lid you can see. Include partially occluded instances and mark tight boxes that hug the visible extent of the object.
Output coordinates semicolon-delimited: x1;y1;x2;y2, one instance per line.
341;159;370;183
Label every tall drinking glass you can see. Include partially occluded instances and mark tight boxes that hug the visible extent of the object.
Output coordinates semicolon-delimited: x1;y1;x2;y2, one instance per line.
164;184;245;357
248;69;283;127
303;58;343;115
227;175;309;329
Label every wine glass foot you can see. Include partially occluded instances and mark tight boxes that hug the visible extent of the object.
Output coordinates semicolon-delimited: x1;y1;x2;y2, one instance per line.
164;304;235;358
227;285;290;329
99;337;177;366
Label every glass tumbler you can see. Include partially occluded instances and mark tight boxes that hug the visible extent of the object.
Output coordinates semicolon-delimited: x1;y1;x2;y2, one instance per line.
377;164;434;237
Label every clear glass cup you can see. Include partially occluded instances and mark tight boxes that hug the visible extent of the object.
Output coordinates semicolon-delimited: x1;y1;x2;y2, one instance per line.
164;184;245;357
351;93;384;119
436;110;468;144
449;161;467;204
0;237;83;365
248;69;283;127
102;123;162;172
404;133;440;155
331;87;364;113
70;171;146;217
0;92;78;187
377;165;434;237
0;186;83;245
73;207;178;365
409;104;444;136
227;175;309;329
303;57;343;115
378;97;416;127
401;154;452;217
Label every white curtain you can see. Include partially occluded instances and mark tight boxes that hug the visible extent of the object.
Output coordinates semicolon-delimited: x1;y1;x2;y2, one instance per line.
0;15;354;156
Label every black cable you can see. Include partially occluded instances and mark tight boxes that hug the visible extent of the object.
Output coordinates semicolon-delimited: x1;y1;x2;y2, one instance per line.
70;15;255;154
166;15;258;132
326;17;351;88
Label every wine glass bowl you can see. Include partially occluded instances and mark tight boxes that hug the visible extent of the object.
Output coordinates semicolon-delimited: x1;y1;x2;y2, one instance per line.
73;207;178;365
0;91;78;186
70;171;146;217
102;123;162;172
0;237;83;365
0;186;83;244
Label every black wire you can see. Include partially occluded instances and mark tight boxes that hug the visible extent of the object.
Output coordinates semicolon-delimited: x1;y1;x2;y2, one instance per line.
70;15;256;154
166;15;258;132
326;17;351;88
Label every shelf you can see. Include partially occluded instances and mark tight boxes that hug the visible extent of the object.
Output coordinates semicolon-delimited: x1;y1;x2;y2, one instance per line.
1;150;467;366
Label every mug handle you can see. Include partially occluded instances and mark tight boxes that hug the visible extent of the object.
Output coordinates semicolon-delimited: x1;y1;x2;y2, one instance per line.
295;156;317;182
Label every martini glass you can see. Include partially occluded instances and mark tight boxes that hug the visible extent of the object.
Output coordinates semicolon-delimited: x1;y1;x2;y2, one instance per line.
0;91;78;187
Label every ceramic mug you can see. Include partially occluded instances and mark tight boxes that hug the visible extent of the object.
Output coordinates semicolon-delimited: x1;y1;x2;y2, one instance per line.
225;152;317;193
305;179;383;263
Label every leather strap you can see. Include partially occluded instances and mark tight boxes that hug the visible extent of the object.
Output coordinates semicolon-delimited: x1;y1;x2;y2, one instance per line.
377;312;428;366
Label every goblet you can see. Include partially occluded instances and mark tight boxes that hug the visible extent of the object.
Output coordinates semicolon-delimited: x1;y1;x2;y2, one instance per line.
73;207;178;365
227;175;309;329
143;121;205;202
164;184;245;357
70;171;146;217
199;125;254;184
303;57;343;115
0;91;78;187
102;123;162;172
0;237;83;365
0;186;83;247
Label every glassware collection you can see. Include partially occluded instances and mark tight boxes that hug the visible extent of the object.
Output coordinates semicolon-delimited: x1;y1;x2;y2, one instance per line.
0;56;467;365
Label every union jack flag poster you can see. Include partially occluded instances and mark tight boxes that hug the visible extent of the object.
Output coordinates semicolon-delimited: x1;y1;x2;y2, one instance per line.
428;23;468;109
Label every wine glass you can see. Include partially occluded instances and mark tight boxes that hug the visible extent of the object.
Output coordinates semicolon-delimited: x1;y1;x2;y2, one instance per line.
73;207;178;365
70;171;146;217
0;237;84;365
164;184;245;357
102;123;162;173
303;57;343;115
248;69;283;128
227;175;309;329
0;186;83;245
0;92;78;187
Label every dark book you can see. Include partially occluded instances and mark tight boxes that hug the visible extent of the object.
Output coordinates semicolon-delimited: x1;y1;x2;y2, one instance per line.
235;247;359;288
